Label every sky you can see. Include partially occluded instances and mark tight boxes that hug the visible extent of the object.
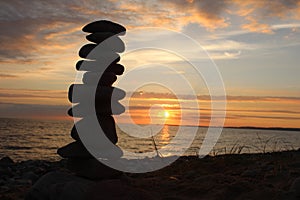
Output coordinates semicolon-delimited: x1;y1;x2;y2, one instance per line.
0;0;299;128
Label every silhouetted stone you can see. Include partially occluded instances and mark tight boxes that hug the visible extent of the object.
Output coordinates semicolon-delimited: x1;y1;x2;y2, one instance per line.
57;141;123;159
79;44;97;58
57;141;93;159
86;33;125;52
83;72;117;86
86;32;115;43
71;116;118;144
71;126;80;141
76;60;124;75
104;63;124;75
67;101;125;116
79;44;120;61
82;20;126;35
68;84;126;103
56;20;126;181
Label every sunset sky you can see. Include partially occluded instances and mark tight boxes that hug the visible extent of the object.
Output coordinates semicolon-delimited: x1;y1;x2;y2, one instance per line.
0;0;299;128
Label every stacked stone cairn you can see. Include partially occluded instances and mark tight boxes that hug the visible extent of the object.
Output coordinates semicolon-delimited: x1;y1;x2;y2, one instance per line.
57;20;126;179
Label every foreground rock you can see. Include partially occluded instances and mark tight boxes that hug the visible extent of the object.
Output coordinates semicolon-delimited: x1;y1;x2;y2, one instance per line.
0;158;66;200
26;172;153;200
25;172;93;200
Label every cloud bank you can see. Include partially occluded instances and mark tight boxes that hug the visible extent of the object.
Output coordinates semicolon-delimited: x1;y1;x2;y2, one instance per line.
0;0;299;61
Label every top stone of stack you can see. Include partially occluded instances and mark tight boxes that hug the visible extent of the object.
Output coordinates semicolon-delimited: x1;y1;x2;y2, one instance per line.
82;20;126;35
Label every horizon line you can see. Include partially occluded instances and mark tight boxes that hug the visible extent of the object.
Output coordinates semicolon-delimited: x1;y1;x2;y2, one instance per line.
1;117;299;131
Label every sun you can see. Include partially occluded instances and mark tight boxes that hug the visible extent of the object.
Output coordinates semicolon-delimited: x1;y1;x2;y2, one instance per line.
164;111;170;118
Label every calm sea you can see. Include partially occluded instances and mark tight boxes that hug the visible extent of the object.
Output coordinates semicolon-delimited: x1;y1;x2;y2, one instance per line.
0;118;299;161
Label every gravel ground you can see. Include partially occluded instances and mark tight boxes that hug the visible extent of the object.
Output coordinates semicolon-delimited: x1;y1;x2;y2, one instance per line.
1;149;299;200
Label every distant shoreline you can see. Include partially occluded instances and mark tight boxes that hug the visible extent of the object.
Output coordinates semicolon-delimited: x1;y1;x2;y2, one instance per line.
179;125;300;132
0;117;299;132
141;122;300;132
222;126;300;132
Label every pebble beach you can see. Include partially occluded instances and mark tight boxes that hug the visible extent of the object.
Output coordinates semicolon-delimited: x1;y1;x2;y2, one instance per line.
1;149;299;200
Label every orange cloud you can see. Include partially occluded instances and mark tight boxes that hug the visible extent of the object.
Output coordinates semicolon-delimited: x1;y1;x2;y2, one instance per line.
1;0;300;64
241;17;274;34
0;74;19;79
0;88;68;105
159;0;229;30
0;102;70;121
233;0;300;33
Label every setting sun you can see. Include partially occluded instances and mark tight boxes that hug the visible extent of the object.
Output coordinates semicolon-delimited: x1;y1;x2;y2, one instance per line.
164;111;170;118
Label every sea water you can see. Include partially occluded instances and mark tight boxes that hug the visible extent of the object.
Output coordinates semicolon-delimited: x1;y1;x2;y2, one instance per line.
0;118;299;161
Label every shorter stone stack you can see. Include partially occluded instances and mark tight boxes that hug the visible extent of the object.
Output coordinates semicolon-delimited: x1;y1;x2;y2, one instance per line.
57;20;126;179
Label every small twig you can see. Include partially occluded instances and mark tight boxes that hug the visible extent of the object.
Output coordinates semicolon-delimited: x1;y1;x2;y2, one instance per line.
150;129;163;158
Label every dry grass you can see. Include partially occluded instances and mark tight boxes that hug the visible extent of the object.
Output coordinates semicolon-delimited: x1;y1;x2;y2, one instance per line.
210;133;295;156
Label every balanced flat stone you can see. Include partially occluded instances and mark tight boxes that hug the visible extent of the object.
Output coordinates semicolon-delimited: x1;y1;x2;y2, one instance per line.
82;20;126;35
86;32;115;43
71;116;118;144
79;44;120;61
76;60;124;75
57;141;93;159
86;32;122;43
86;33;125;52
67;101;125;116
71;125;80;141
57;141;123;159
82;72;117;86
79;44;97;58
68;84;126;103
104;63;124;75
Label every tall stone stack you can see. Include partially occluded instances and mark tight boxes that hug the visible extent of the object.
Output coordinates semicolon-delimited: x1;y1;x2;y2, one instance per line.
57;20;126;179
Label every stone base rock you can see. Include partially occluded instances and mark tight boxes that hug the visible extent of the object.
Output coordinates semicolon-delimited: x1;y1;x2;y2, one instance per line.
25;171;94;200
67;158;122;180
